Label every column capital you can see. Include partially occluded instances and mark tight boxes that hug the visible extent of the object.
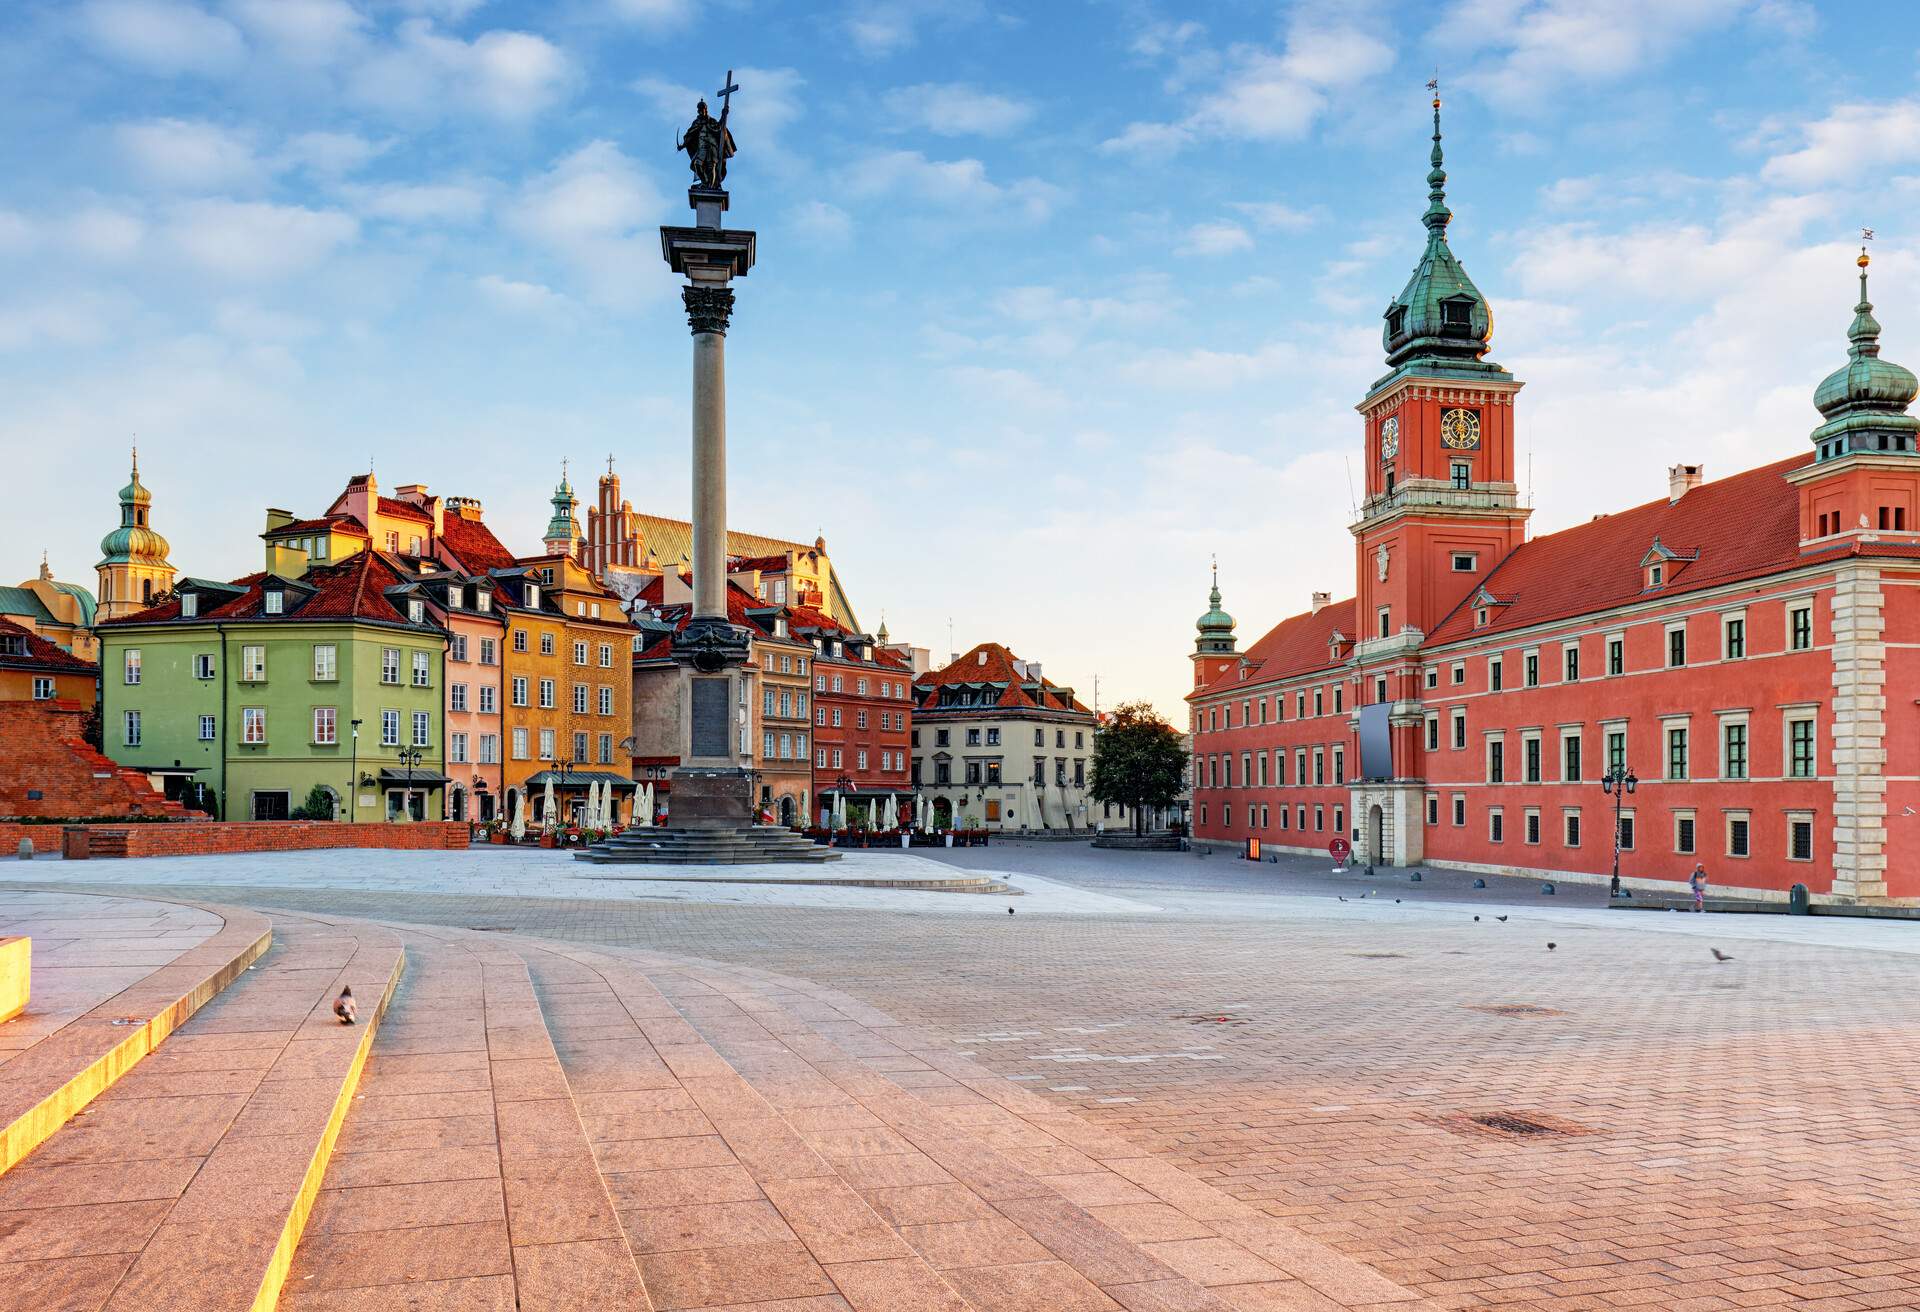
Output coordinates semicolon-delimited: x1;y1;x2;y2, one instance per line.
683;285;735;336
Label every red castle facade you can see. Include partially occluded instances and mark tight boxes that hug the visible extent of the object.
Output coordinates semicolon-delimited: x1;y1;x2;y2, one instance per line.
1188;96;1920;903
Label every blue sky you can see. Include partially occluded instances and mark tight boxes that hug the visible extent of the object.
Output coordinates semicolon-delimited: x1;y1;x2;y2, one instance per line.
6;0;1920;717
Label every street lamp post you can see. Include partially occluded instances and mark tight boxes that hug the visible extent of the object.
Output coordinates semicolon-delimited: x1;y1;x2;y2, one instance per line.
347;719;362;823
1601;764;1638;898
396;745;425;822
835;772;852;828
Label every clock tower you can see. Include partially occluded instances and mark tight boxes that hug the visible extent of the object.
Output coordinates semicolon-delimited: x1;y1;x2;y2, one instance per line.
1349;88;1530;866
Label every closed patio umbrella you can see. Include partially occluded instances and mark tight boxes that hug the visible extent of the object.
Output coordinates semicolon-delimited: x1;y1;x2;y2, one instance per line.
509;789;525;841
542;777;556;827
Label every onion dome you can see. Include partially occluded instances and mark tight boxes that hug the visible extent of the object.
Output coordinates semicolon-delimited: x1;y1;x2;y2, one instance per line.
544;463;581;544
1811;246;1920;461
97;448;170;566
1378;90;1505;383
1195;563;1237;656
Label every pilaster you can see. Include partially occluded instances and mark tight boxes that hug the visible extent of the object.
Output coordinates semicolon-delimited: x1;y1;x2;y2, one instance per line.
1829;563;1888;901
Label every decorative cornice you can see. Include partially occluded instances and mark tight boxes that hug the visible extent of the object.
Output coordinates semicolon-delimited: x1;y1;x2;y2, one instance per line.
682;285;735;336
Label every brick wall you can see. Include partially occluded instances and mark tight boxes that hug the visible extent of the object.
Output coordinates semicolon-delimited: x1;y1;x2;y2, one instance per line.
0;820;470;858
0;700;192;821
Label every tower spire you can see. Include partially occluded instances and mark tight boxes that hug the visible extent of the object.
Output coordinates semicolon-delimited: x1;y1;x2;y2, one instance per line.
1425;78;1449;239
1810;233;1918;460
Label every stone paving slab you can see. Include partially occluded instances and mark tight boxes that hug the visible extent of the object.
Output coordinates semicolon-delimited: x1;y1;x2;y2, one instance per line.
282;928;649;1312
0;911;401;1311
0;893;269;1175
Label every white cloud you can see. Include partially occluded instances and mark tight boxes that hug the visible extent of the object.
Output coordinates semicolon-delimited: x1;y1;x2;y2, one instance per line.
77;0;245;77
1231;201;1316;231
348;181;489;224
279;131;390;178
841;150;1063;223
0;295;122;351
474;274;575;317
350;20;573;120
166;199;358;279
509;141;666;306
1107;15;1393;155
882;83;1035;136
1435;0;1749;106
791;200;852;247
1762;100;1920;188
66;207;147;260
1124;342;1300;388
840;0;985;58
1098;121;1193;159
945;365;1067;412
213;301;321;342
0;212;35;254
1176;221;1254;257
115;118;260;190
227;0;366;66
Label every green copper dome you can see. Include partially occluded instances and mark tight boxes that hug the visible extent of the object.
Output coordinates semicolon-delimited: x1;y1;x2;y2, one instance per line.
97;450;170;566
544;467;580;543
1811;251;1920;461
1195;566;1237;655
1377;94;1506;386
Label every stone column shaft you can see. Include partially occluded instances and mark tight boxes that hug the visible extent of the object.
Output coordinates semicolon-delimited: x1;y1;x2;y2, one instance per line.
691;328;727;621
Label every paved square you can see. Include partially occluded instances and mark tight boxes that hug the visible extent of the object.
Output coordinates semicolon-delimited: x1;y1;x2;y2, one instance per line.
10;840;1920;1309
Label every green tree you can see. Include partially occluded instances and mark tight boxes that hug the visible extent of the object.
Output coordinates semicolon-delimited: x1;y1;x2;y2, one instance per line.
290;784;338;821
1088;701;1189;835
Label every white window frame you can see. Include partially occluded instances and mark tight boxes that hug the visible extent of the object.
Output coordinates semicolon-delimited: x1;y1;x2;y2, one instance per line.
242;707;267;745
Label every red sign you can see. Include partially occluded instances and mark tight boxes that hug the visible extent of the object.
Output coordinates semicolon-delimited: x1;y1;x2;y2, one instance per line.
1329;838;1351;859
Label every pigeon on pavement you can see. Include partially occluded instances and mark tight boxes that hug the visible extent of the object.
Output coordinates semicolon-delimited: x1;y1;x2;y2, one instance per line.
1547;942;1557;951
1710;948;1733;962
1496;915;1508;922
333;986;356;1025
1008;906;1015;915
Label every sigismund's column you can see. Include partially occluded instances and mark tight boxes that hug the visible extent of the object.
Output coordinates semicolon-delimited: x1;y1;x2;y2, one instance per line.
661;82;757;827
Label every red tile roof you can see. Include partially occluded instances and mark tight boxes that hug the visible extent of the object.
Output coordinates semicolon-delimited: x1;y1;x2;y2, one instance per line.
377;496;434;523
266;515;359;537
439;514;518;575
1425;453;1834;646
1193;600;1356;699
0;617;96;675
104;552;431;628
915;642;1089;714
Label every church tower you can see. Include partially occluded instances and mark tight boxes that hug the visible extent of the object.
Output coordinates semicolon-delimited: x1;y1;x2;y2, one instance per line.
1192;563;1238;690
96;448;175;621
1352;88;1530;679
543;464;584;559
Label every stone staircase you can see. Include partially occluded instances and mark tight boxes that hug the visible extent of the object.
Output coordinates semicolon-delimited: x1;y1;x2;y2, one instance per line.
577;824;841;865
0;896;1434;1311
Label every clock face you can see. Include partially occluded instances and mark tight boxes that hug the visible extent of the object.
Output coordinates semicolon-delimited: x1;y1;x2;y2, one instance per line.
1379;416;1399;460
1440;407;1482;450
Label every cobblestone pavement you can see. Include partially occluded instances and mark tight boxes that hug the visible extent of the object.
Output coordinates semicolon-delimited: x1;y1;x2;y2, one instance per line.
14;857;1920;1310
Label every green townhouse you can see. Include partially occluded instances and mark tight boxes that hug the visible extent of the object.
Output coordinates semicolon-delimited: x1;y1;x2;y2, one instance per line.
97;550;450;821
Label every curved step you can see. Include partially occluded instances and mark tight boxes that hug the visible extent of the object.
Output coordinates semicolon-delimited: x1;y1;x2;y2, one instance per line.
283;926;648;1310
0;911;404;1311
0;895;273;1177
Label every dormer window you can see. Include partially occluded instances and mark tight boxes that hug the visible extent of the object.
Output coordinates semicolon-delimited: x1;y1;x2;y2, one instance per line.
1387;306;1406;337
1475;607;1489;628
774;617;788;638
264;590;283;615
408;598;425;624
476;591;491;613
180;593;198;618
1442;299;1473;331
1648;564;1664;588
526;584;540;608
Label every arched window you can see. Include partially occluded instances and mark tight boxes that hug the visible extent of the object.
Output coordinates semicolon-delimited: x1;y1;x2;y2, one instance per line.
142;579;153;603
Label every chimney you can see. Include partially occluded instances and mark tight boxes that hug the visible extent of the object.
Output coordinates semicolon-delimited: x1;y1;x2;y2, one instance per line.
976;650;988;666
1028;662;1042;684
264;508;293;533
1012;659;1028;679
1310;591;1332;615
1668;463;1703;503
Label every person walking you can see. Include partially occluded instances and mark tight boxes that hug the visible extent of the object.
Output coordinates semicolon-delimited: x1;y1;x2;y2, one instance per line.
1689;862;1708;912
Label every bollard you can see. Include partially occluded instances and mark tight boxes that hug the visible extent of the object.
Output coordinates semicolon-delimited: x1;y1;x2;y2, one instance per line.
1409;871;1422;881
1789;882;1810;916
1540;882;1555;895
15;839;30;861
1472;878;1487;889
